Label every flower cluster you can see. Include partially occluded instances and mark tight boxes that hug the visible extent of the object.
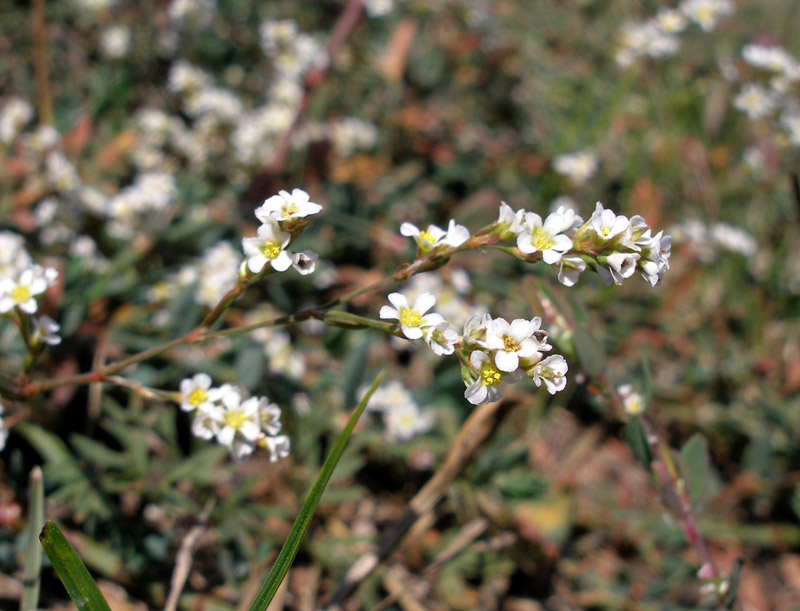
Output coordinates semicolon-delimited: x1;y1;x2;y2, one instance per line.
242;188;321;276
179;373;290;462
379;201;672;406
614;0;733;67
499;201;672;288
733;41;800;147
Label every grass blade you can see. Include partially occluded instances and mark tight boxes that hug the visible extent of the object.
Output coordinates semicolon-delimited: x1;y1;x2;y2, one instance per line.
39;521;112;611
248;370;385;611
20;467;44;611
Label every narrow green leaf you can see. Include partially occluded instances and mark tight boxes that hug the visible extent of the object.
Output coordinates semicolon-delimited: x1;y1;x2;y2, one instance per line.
572;326;606;378
624;416;652;470
39;521;112;611
21;467;44;611
679;433;721;509
248;370;385;611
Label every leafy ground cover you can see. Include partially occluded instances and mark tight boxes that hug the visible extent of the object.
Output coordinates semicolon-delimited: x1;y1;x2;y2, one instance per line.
1;0;799;608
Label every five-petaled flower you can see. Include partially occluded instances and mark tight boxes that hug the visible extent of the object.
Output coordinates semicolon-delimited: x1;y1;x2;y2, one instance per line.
379;291;445;340
242;220;293;273
256;188;323;222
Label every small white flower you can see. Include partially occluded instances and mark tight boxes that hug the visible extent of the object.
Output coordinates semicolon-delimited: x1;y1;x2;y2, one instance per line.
589;202;630;241
32;315;61;346
517;210;575;264
495;202;527;239
423;321;459;356
216;390;263;448
481;317;544;373
618;384;646;415
242;220;293;273
384;402;432;441
259;401;283;436
291;250;317;275
680;0;732;32
464;350;504;406
400;220;470;253
179;373;224;412
733;83;776;121
255;188;323;222
597;252;640;286
379;292;444;340
530;354;568;395
191;405;223;440
264;434;291;462
553;150;598;184
0;267;52;314
656;8;688;33
557;254;587;287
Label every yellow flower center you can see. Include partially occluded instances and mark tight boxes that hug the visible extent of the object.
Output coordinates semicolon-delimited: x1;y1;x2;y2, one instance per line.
188;388;207;407
503;337;520;352
481;365;502;387
600;227;611;237
419;230;436;245
532;228;554;251
400;308;421;328
282;202;299;218
260;241;282;260
224;410;248;430
11;285;31;304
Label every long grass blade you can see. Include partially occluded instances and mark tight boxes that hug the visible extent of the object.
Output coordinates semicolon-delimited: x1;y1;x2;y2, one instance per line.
39;521;112;611
20;467;44;611
248;370;385;611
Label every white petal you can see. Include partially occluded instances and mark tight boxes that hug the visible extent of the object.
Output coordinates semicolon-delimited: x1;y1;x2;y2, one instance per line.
379;305;399;320
270;251;293;272
400;223;419;237
387;292;408;310
413;292;436;315
495;350;519;372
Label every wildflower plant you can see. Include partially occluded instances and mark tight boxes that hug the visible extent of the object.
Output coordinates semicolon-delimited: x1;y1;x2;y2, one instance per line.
2;0;794;608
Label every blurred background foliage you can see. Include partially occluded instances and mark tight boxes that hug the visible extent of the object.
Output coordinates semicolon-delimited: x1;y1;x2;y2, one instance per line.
0;0;799;608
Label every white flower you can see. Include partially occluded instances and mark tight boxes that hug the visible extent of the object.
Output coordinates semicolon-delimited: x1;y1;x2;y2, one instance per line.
495;201;528;239
618;384;646;416
179;373;224;412
379;292;444;340
589;202;630;241
0;267;53;315
464;350;504;406
481;317;544;373
264;434;291;463
242;221;293;273
597;252;640;286
0;98;33;144
733;83;776;120
191;405;222;440
517;210;575;264
530;354;568;394
557;254;587;287
553;150;597;184
259;402;283;436
637;231;672;286
255;188;322;222
32;316;61;346
99;25;131;59
423;321;459;356
216;390;262;448
656;8;688;33
400;220;470;253
680;0;732;32
384;402;432;441
292;250;317;275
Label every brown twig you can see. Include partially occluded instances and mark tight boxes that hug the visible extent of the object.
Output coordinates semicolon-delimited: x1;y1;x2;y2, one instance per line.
163;499;215;611
325;400;518;608
31;0;54;126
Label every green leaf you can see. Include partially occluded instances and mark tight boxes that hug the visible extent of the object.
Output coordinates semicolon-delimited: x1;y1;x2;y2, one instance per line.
624;416;652;470
21;467;44;611
679;433;721;509
572;326;606;378
39;521;112;611
247;370;385;611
